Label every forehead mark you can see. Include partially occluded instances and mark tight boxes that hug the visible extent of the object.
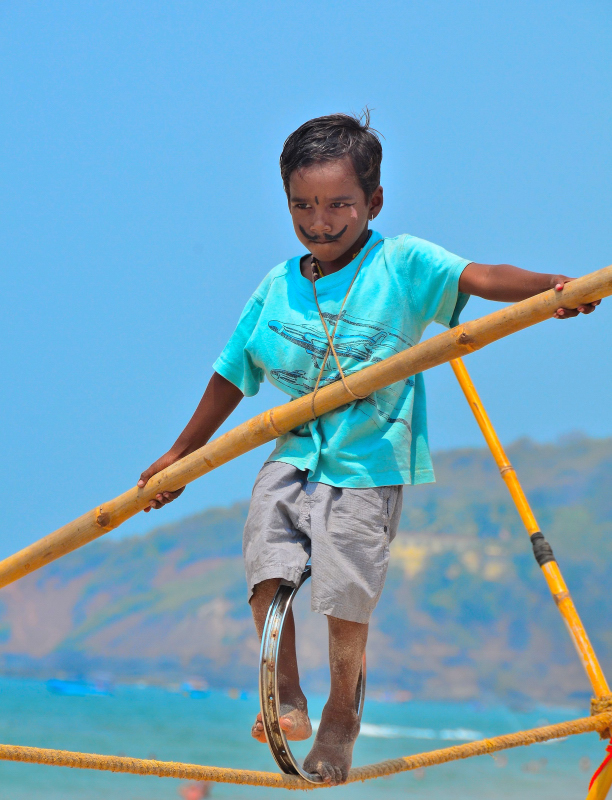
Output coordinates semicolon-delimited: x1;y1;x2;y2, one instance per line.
315;196;319;205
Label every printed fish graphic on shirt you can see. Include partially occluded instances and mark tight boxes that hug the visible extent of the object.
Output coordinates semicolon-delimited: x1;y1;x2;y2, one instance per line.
270;368;349;394
268;320;388;367
270;368;412;431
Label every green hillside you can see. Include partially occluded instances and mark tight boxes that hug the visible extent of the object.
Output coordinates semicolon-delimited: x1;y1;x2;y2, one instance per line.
1;434;610;704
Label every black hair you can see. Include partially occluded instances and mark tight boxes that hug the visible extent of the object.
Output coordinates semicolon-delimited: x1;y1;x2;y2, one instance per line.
280;110;383;200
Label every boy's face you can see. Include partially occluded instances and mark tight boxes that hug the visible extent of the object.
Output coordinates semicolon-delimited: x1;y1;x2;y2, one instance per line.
288;157;383;264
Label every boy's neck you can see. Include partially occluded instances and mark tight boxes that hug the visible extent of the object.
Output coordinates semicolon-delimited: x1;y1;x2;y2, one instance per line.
310;227;372;277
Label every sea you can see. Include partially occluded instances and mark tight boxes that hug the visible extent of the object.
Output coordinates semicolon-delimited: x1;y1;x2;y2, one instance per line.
0;677;604;800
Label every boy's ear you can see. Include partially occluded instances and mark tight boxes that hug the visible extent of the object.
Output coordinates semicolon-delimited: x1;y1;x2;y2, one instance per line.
369;185;383;220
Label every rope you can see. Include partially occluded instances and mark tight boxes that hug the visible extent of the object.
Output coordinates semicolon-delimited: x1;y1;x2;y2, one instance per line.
0;712;609;790
592;695;612;739
309;238;383;420
592;695;612;715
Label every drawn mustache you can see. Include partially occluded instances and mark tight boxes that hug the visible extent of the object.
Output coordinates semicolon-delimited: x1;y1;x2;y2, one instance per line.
299;225;348;243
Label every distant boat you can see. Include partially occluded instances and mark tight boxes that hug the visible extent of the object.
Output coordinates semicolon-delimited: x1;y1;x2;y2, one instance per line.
181;680;210;699
47;679;112;697
227;688;249;700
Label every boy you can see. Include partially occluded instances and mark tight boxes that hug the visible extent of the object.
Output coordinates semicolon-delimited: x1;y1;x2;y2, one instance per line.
137;113;598;784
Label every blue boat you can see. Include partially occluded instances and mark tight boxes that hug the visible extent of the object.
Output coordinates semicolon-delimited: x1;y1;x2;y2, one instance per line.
181;680;211;699
47;679;112;697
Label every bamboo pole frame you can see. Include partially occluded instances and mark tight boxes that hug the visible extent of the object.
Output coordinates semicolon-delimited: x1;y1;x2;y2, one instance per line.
450;357;611;699
1;265;611;591
588;753;612;800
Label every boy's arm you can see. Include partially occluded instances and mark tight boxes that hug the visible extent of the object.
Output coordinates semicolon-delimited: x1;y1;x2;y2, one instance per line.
459;263;600;318
137;371;244;512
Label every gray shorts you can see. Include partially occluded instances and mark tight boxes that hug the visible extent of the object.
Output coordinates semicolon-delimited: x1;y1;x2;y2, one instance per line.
243;461;403;624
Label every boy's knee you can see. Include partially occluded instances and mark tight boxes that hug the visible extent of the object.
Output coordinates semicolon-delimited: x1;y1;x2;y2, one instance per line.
250;578;282;606
250;578;284;634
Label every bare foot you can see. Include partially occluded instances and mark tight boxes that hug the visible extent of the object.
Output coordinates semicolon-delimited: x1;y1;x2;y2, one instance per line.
303;705;359;784
251;704;312;743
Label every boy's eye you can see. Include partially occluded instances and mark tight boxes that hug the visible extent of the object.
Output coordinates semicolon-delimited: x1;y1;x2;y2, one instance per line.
292;201;354;210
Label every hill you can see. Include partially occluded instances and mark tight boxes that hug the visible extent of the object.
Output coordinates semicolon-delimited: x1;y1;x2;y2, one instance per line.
1;433;611;704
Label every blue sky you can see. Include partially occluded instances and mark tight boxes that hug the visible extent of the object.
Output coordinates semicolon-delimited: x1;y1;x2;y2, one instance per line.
2;1;611;555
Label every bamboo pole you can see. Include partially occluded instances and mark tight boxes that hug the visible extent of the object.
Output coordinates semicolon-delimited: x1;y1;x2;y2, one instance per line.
1;266;611;591
450;357;611;699
587;752;612;800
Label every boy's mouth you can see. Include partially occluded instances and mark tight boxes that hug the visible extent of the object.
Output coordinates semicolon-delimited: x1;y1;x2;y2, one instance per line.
299;225;348;243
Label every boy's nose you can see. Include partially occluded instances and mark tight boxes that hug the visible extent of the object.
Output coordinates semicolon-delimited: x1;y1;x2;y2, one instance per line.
310;212;332;234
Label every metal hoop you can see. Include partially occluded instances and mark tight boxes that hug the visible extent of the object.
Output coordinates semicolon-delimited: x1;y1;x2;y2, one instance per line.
258;567;367;784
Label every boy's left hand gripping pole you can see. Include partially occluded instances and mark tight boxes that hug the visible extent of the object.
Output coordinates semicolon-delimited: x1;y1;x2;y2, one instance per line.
0;409;284;590
1;264;612;590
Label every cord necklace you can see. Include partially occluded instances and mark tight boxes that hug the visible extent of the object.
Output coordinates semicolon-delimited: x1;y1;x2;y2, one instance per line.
308;234;383;420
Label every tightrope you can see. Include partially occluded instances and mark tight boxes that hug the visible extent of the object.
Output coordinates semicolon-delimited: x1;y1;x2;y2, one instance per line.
0;712;609;790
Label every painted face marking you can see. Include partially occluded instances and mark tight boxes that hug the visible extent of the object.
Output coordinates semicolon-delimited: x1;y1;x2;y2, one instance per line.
299;224;348;243
315;196;319;205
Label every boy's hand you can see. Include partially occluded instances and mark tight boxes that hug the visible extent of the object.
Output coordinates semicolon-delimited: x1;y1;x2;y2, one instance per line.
136;372;243;514
138;451;185;512
552;276;601;319
459;264;602;317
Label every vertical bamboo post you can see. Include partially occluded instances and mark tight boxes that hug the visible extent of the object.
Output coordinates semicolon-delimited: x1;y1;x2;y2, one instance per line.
450;357;610;700
587;753;612;800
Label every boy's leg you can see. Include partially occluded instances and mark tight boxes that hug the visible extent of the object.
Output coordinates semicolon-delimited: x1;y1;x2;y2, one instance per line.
303;615;368;784
250;578;312;743
242;462;313;744
302;481;403;783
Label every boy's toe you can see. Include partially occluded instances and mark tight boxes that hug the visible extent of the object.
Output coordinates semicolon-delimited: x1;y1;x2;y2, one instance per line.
314;760;340;785
251;712;267;743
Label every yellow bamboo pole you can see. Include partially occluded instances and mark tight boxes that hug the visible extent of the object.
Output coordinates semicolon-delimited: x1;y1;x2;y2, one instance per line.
1;266;611;592
587;754;612;800
450;357;611;699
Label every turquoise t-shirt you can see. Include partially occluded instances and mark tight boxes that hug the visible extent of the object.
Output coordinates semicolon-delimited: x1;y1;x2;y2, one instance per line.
213;231;470;487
